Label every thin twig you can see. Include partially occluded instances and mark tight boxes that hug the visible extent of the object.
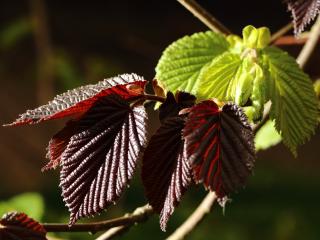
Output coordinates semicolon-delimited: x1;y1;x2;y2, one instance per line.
94;205;154;240
296;15;320;69
177;0;231;35
42;205;153;233
273;35;310;46
166;192;217;240
95;225;130;240
270;22;293;43
143;94;166;103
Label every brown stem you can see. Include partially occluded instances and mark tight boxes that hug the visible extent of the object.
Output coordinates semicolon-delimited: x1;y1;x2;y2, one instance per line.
43;205;153;233
296;15;320;69
177;0;231;35
143;94;166;103
166;192;217;240
270;22;293;44
95;225;131;240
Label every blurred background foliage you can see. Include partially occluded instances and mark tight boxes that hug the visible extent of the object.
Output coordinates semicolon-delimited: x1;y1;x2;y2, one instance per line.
0;1;319;239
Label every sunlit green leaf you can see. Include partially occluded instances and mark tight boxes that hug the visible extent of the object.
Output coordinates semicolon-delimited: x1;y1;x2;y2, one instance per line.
155;31;229;95
197;52;257;105
242;25;271;49
244;63;265;121
261;47;318;155
255;120;282;151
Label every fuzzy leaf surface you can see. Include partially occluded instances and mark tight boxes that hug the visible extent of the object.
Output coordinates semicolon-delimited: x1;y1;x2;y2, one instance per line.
285;0;320;35
0;212;47;240
142;117;192;231
262;47;318;154
6;73;146;126
59;94;148;224
197;52;253;103
155;31;229;95
183;101;255;198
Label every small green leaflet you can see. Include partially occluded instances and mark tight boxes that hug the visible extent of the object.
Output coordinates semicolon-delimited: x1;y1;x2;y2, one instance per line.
261;47;318;155
155;31;229;95
197;53;264;111
255;120;282;151
243;63;265;121
242;25;271;49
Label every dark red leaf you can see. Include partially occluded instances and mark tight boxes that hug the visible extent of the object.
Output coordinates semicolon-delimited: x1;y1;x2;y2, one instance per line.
142;117;192;231
59;94;148;224
42;120;77;171
5;73;146;126
284;0;320;35
0;212;47;240
183;101;255;199
159;92;196;122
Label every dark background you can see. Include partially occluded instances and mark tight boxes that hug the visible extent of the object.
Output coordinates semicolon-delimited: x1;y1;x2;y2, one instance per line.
0;1;319;239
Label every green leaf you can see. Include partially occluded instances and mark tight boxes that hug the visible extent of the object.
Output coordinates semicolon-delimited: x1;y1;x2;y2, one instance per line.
197;52;258;106
244;63;266;121
0;193;44;220
255;120;282;151
261;47;318;155
242;25;271;49
196;52;241;100
155;31;229;95
227;35;244;54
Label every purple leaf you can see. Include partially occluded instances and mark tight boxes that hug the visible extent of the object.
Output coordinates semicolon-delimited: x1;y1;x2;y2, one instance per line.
142;117;192;231
159;92;196;122
0;212;47;240
285;0;320;35
183;101;255;199
59;94;148;224
5;73;146;126
43;120;77;171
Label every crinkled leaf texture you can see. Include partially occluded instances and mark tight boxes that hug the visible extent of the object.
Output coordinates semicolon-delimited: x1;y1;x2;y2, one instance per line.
142;92;195;231
285;0;320;35
197;52;242;101
6;73;146;126
183;101;255;199
156;31;229;95
5;73;149;225
262;47;318;154
44;120;77;170
142;116;192;231
59;94;148;224
0;212;47;240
